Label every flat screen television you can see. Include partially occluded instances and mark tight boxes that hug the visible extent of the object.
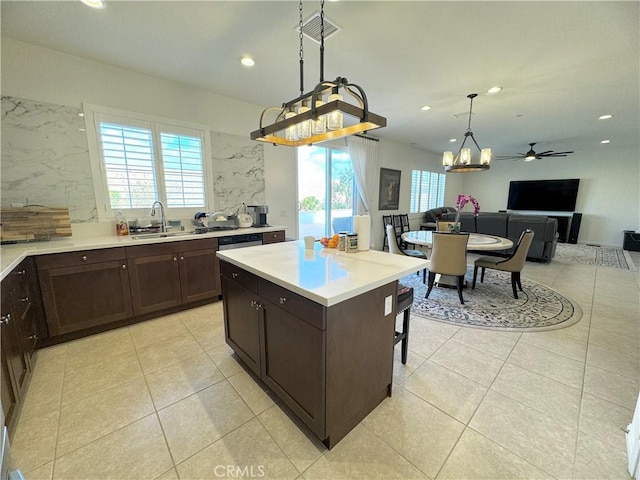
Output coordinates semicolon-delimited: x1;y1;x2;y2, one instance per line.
507;179;579;212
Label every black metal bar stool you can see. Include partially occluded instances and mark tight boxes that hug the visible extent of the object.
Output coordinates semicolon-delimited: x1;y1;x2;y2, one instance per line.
394;283;413;364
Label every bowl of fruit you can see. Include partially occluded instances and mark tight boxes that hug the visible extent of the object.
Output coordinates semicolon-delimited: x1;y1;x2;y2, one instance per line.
319;234;339;249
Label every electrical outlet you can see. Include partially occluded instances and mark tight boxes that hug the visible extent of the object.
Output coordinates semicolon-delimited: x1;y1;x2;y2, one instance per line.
384;295;393;316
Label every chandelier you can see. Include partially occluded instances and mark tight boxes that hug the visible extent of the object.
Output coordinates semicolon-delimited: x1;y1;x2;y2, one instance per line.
250;0;386;147
443;93;491;173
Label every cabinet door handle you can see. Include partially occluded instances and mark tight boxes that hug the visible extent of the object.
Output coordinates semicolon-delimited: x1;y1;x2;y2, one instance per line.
20;297;29;303
15;269;26;275
81;255;88;261
173;257;178;262
232;272;238;279
0;314;10;325
29;334;38;341
122;264;127;270
279;297;287;304
255;303;262;311
250;300;256;307
180;256;185;261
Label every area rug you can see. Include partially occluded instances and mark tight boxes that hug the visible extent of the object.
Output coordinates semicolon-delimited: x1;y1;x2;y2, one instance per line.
554;243;630;269
400;268;582;332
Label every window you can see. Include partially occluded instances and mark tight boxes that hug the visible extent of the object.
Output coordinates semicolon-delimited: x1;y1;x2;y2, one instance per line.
410;170;445;213
84;104;211;220
297;145;355;238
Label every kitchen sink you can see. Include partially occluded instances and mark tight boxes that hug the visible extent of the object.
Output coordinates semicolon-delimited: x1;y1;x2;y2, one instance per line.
129;231;196;240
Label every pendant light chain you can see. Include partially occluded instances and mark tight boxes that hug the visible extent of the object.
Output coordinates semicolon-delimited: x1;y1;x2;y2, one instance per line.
319;0;325;82
298;0;304;95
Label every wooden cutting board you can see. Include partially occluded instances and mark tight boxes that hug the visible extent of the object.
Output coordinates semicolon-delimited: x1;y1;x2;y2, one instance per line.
0;206;72;242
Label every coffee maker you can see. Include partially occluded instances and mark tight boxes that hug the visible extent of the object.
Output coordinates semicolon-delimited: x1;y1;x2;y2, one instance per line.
246;205;269;227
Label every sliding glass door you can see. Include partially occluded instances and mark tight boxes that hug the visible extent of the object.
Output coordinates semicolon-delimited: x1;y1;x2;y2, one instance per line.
297;145;354;238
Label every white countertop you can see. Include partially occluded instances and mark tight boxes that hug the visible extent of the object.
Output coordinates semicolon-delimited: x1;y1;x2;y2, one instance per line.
0;226;285;281
217;241;429;307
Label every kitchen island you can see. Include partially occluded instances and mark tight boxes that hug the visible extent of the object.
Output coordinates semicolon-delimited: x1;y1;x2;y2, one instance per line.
217;241;428;449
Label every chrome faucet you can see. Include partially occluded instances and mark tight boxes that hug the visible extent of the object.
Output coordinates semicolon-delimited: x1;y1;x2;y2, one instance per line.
150;200;167;233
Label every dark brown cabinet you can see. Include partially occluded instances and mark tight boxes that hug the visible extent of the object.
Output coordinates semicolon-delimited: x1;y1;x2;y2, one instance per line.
1;258;44;433
37;248;133;336
220;260;325;438
127;238;220;316
220;259;396;449
262;230;286;244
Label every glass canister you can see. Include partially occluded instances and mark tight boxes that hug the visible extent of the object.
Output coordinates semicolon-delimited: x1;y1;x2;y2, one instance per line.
346;233;358;253
338;232;348;251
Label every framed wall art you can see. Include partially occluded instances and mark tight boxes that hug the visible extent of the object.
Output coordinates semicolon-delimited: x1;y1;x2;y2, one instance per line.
378;168;401;210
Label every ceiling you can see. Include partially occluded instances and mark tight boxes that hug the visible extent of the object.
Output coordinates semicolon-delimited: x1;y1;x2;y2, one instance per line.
2;1;639;160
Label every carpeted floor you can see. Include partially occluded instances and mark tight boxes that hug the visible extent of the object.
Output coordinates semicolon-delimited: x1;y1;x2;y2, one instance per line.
553;243;631;269
401;267;582;332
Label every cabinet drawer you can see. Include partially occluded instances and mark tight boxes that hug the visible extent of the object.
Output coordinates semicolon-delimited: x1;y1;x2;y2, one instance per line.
220;261;258;293
178;237;218;252
126;242;177;258
259;279;324;330
36;247;126;270
262;230;285;244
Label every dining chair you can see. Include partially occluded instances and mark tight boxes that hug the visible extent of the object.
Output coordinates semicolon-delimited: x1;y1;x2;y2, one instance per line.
382;215;393;251
396;214;416;248
386;224;427;283
425;232;469;304
472;229;534;299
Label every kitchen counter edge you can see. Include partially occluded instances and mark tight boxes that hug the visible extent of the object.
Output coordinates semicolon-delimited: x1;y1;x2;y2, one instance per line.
0;226;286;281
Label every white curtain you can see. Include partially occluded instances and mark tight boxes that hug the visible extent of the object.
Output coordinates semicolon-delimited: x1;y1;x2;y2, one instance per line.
347;135;379;215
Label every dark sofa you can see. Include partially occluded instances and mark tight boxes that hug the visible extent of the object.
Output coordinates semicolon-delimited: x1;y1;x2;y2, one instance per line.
423;208;558;262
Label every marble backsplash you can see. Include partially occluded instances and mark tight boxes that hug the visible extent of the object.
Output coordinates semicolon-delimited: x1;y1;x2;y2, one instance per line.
1;96;265;223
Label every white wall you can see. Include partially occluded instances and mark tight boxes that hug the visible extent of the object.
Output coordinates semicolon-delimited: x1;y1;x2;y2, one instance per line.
453;145;639;247
4;38;637;247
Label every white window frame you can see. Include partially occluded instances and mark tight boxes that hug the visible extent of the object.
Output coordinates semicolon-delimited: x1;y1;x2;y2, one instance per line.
410;169;445;213
83;103;213;222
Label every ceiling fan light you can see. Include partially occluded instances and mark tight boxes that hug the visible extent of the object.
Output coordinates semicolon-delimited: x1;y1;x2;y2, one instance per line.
524;156;536;162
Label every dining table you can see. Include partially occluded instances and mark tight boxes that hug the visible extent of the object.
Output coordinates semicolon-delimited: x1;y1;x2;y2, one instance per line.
401;230;514;287
401;230;514;251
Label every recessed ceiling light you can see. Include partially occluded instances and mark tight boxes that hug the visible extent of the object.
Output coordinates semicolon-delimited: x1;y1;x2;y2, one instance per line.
78;112;84;117
240;56;255;67
449;138;457;143
598;114;613;120
487;86;502;95
600;140;610;144
80;0;106;9
420;105;431;111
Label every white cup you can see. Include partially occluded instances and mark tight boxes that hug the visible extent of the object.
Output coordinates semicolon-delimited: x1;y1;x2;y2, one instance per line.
303;236;315;249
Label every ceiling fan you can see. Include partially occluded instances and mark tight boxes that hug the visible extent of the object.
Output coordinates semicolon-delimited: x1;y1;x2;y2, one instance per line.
496;143;574;162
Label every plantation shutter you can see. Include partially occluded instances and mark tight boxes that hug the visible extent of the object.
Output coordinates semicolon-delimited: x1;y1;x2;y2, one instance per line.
99;122;158;209
160;131;205;208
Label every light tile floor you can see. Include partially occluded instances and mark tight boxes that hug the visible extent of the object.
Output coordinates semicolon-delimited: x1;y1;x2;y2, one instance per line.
12;252;640;479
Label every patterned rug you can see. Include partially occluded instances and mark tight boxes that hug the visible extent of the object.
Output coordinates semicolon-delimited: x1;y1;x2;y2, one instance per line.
401;268;582;332
554;243;630;269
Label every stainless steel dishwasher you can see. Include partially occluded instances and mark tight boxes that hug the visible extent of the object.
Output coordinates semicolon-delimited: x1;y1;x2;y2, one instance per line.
218;233;263;250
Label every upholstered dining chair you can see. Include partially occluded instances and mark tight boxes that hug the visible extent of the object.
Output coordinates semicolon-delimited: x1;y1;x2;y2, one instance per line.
472;229;535;299
425;232;469;304
386;224;427;283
